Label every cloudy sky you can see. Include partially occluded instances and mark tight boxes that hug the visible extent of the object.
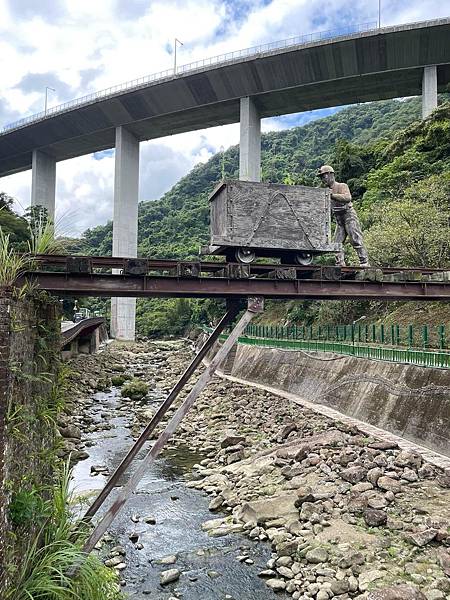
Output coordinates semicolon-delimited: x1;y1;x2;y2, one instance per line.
0;0;447;235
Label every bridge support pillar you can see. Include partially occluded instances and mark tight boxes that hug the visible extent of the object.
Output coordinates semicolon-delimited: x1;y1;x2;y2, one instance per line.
239;97;261;182
422;65;437;119
31;150;56;222
111;126;140;341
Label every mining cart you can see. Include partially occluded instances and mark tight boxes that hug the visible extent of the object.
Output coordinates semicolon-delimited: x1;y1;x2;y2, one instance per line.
201;180;341;265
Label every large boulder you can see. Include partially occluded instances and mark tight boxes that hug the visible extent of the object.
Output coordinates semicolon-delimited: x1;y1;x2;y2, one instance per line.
367;584;426;600
234;493;298;524
275;429;348;460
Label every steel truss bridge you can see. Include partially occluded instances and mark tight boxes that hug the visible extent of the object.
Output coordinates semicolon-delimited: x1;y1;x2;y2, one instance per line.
21;255;450;302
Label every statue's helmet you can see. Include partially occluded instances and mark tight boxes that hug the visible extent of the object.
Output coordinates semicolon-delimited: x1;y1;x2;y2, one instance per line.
317;165;335;176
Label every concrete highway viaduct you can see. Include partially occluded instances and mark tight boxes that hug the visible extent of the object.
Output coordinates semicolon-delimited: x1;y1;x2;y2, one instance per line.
1;18;449;340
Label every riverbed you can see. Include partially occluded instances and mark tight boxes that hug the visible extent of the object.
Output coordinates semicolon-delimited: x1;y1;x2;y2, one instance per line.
70;384;288;599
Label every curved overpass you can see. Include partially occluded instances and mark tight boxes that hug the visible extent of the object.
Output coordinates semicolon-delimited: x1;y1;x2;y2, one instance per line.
0;18;449;177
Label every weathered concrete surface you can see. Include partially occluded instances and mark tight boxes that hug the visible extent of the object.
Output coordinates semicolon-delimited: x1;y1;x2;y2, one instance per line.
111;125;139;341
239;97;261;182
1;18;449;176
31;149;56;220
229;344;450;457
422;65;438;118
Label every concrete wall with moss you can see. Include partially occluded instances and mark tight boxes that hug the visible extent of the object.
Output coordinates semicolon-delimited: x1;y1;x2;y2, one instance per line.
228;343;450;457
0;288;60;595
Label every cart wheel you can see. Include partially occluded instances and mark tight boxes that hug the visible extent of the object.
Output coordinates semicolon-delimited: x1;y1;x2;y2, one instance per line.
294;252;313;266
236;248;256;264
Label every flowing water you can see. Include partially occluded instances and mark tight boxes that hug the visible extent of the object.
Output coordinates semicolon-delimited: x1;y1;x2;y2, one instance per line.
71;386;288;599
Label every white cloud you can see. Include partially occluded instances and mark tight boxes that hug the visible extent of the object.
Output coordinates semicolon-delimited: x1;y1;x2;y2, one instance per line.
0;0;447;235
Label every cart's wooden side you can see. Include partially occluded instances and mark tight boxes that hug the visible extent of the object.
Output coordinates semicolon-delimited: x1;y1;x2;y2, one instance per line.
209;180;335;254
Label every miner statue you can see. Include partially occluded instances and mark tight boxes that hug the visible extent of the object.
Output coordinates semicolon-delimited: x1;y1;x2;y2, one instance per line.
318;165;369;267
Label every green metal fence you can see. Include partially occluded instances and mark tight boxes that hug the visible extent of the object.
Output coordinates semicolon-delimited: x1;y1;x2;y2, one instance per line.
244;322;448;350
204;324;450;369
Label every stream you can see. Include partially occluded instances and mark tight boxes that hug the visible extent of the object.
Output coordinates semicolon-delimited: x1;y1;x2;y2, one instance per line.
71;385;287;599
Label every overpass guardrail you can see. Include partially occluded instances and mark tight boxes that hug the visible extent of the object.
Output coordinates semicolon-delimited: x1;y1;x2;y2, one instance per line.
203;324;450;369
1;21;377;134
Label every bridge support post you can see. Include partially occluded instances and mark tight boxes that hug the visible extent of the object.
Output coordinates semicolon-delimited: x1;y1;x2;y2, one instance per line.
422;65;437;119
239;97;261;182
111;126;140;341
31;150;56;222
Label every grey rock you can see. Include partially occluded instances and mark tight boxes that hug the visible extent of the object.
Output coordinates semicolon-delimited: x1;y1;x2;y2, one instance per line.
259;569;276;577
377;476;402;493
394;451;422;469
367;584;426;600
364;508;387;527
266;578;287;591
367;493;388;510
294;486;315;507
402;468;418;482
331;579;350;595
406;528;438;547
155;555;177;565
277;566;294;579
159;569;181;585
59;425;81;439
305;547;328;564
221;434;246;449
368;441;398;450
341;466;367;484
367;467;383;486
209;496;224;511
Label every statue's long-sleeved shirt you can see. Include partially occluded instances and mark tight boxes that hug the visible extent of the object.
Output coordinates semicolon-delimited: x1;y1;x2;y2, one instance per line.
330;182;353;214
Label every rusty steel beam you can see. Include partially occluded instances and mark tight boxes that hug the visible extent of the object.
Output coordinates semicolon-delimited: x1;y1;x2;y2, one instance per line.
31;254;447;276
80;297;264;556
21;272;450;301
81;300;241;522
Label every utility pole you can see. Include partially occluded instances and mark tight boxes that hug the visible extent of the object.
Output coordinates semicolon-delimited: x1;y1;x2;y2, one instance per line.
174;38;183;74
378;0;381;28
44;86;55;115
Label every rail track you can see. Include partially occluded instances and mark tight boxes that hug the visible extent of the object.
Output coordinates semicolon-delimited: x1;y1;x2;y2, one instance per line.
19;255;450;301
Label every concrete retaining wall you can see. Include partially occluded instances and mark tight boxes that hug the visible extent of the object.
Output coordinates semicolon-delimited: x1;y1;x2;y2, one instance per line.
227;344;450;457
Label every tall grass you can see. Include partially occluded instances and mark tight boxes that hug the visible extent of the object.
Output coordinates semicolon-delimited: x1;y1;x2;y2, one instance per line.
27;215;65;256
0;229;30;286
5;463;122;600
0;211;66;287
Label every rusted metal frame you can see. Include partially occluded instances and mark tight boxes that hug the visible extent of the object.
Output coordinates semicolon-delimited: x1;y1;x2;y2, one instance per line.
82;299;241;522
21;272;450;300
80;296;263;556
31;254;449;274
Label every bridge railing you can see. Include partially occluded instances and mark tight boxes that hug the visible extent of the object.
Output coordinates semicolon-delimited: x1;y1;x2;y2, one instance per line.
1;21;376;135
203;322;450;369
245;322;448;350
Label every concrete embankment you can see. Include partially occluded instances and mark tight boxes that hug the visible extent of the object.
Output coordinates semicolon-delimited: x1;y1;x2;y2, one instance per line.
220;343;450;458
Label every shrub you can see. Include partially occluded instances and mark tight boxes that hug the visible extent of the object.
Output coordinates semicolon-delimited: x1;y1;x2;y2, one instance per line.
120;378;149;401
